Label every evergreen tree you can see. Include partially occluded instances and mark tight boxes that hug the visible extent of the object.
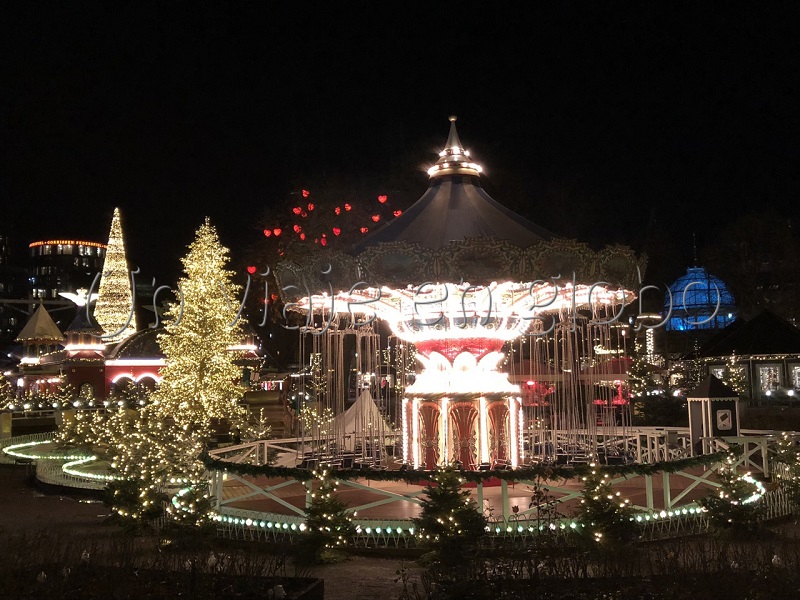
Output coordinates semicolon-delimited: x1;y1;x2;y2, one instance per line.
0;373;14;410
107;415;206;524
94;207;137;342
722;352;747;396
413;467;487;567
149;218;248;435
627;340;651;400
577;463;635;546
98;219;247;526
299;467;355;563
699;456;765;533
775;432;800;507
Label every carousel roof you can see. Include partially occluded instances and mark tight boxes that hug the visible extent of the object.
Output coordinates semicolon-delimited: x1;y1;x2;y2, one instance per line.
15;303;65;342
354;117;554;252
275;118;646;292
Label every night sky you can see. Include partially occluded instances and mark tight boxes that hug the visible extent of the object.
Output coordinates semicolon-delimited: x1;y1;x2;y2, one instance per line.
2;3;798;286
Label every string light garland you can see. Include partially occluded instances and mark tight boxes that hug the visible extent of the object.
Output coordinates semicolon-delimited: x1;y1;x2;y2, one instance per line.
200;446;742;484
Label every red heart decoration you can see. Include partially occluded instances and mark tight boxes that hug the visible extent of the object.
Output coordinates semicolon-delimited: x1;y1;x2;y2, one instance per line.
344;203;352;211
273;228;282;236
292;207;302;215
371;214;380;222
302;189;310;198
360;227;369;234
263;229;272;237
332;227;341;236
393;210;403;217
378;195;388;203
247;266;256;274
335;206;341;215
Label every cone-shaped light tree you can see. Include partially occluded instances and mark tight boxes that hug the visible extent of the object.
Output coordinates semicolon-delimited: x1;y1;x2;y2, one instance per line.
94;207;137;342
149;218;248;435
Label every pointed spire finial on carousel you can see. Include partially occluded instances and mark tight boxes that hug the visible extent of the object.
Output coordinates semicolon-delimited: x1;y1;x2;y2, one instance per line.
427;116;483;178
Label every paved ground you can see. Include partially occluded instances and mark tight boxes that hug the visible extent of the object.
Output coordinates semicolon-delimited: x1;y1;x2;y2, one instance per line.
0;464;420;600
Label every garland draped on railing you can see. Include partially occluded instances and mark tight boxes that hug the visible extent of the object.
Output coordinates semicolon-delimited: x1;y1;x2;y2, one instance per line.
200;445;742;484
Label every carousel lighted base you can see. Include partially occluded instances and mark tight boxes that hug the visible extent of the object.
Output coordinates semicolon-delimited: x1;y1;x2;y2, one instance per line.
293;281;634;472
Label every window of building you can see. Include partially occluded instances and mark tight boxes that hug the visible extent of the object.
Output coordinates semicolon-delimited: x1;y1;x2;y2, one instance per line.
792;366;800;389
42;245;51;255
759;364;781;393
710;367;724;380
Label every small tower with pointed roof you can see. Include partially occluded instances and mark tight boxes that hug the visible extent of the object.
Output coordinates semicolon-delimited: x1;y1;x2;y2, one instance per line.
14;303;66;397
16;303;65;365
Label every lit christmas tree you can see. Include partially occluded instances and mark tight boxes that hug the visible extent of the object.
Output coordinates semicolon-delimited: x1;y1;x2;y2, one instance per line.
627;340;651;399
149;218;248;435
94;207;137;342
413;467;487;566
299;467;355;563
775;432;800;506
577;463;635;545
722;352;747;396
699;455;765;532
0;373;14;410
107;415;207;523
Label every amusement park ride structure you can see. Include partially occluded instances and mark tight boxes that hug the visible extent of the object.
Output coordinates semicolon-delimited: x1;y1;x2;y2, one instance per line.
276;118;645;470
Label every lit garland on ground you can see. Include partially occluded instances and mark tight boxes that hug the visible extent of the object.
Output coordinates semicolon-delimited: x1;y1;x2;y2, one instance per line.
62;456;116;482
2;440;89;461
93;207;137;343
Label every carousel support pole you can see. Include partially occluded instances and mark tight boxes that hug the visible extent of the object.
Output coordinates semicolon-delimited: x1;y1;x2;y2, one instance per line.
212;470;222;510
645;474;654;510
305;479;312;510
441;398;449;465
662;471;672;510
477;481;484;518
501;479;510;521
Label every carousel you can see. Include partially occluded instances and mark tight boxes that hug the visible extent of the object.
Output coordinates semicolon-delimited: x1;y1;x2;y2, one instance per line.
274;117;645;471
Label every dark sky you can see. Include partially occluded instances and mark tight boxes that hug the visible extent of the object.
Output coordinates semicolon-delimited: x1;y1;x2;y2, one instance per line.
2;3;798;285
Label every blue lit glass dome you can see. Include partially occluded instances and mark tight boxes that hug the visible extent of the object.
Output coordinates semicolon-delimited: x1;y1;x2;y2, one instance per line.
663;267;736;331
